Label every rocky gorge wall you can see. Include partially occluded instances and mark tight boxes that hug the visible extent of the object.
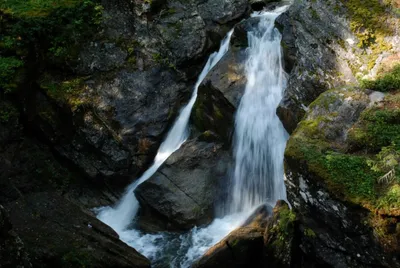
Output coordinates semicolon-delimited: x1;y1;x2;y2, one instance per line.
1;0;400;267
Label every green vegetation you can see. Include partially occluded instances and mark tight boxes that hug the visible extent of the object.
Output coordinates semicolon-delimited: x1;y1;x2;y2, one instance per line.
39;74;89;108
349;93;400;151
361;65;400;92
304;228;316;238
0;0;103;94
268;203;296;249
286;85;400;250
286;89;400;212
0;56;23;92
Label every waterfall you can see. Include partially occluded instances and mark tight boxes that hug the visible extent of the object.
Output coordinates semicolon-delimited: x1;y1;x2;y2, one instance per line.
230;7;288;213
95;5;289;268
96;30;234;232
178;7;290;266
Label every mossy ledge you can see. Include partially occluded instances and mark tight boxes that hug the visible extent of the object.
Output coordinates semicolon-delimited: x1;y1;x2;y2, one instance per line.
285;66;400;252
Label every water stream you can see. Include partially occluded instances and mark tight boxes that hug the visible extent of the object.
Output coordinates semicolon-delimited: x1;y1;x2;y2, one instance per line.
229;7;288;214
95;5;289;267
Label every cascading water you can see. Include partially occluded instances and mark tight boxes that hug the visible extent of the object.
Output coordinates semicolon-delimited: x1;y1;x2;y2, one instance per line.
229;7;288;214
95;5;289;268
177;6;290;266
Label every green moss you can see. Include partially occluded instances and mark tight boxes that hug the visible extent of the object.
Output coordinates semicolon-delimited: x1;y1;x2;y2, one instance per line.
269;205;296;248
40;74;89;109
349;94;400;151
310;8;319;20
1;0;83;17
271;205;296;237
286;90;400;211
361;64;400;92
340;0;392;47
304;228;316;238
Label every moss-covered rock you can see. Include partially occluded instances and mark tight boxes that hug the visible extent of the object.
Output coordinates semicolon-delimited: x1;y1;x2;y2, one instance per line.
263;201;297;268
285;84;400;266
277;0;399;134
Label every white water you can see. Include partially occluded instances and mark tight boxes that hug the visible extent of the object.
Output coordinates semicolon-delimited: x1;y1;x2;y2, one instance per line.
229;7;289;213
96;5;289;268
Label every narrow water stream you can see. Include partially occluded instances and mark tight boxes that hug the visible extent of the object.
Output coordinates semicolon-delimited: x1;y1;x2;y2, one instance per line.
95;5;289;268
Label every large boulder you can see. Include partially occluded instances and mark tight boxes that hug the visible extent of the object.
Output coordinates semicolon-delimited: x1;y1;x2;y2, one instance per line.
6;192;151;268
135;138;231;231
193;204;271;268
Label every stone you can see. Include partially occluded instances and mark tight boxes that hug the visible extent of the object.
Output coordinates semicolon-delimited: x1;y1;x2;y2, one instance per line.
198;0;249;25
193;204;271;268
135;138;231;231
0;205;32;268
6;192;151;268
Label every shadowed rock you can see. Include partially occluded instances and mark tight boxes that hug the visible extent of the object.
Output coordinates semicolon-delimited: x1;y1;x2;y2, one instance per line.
192;204;272;268
135;138;231;232
6;193;150;268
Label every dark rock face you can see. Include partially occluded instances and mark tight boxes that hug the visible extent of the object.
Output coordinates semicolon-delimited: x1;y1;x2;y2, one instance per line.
135;138;231;231
285;169;399;268
277;0;359;133
6;192;150;268
198;0;249;25
0;205;32;268
20;0;255;194
0;99;115;208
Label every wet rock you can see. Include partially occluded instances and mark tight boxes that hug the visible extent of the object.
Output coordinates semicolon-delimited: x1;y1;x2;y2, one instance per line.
231;17;261;48
198;0;249;25
250;0;282;11
0;205;31;268
135;138;230;231
191;82;236;143
193;204;271;268
6;192;150;268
